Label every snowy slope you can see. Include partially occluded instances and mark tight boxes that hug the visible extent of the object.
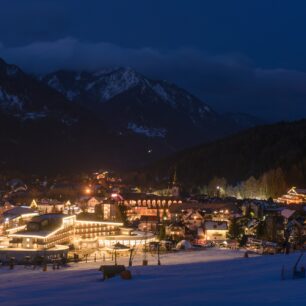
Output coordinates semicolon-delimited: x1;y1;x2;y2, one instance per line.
1;249;305;306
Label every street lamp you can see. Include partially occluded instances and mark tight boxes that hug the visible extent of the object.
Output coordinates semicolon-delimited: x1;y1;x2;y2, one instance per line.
84;187;91;195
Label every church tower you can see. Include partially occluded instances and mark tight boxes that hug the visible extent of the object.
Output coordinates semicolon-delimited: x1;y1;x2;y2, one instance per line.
171;167;180;197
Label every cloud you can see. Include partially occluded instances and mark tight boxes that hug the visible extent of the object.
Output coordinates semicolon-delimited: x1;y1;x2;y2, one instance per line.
0;37;306;121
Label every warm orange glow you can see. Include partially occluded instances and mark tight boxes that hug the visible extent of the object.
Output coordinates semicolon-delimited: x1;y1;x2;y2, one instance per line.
276;187;306;205
85;187;92;194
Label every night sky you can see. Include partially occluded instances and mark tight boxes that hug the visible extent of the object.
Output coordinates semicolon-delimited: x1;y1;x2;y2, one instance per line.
1;0;306;121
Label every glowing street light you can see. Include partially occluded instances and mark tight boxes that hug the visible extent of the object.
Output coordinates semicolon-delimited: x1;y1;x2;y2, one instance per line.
84;187;92;194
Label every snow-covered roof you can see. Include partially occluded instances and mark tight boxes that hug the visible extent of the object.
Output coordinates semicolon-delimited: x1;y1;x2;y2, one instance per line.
295;189;306;195
281;208;296;219
204;221;228;230
3;206;37;219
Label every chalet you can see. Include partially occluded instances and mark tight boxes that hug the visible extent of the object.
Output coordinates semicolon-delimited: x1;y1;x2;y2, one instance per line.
203;220;228;241
182;210;204;230
277;187;306;205
166;223;185;239
31;199;68;214
87;197;103;213
169;199;240;222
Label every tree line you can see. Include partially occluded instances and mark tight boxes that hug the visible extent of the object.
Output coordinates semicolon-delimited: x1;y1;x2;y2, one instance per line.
198;167;288;199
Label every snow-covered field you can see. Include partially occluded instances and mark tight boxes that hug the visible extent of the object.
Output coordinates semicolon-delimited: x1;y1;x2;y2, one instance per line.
1;249;305;306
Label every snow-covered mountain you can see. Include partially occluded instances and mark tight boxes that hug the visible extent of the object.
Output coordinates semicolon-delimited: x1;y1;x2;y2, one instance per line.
0;58;262;173
42;68;250;148
0;58;80;124
0;59;174;173
43;68;146;103
42;67;213;120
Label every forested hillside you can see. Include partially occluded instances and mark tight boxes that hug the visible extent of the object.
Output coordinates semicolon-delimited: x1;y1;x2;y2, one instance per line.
131;120;306;198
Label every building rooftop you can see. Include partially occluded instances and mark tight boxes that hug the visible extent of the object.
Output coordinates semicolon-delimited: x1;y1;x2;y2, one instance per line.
3;206;37;220
204;221;228;230
120;192;181;201
8;214;73;238
294;189;306;195
9;229;55;238
30;213;66;223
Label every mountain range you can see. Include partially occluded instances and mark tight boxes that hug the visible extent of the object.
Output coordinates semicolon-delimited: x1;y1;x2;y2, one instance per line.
0;58;261;174
41;67;262;149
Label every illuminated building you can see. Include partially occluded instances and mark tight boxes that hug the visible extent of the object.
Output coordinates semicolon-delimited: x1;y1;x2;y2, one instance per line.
116;193;182;221
1;206;39;235
74;214;123;249
276;187;306;205
203;221;228;241
6;212;153;252
166;223;185;239
31;199;68;213
9;214;75;250
87;197;102;212
98;228;155;248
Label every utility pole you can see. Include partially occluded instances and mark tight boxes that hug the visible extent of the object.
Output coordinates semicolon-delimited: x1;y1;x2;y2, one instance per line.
143;216;148;266
157;243;161;266
114;249;117;266
129;247;134;266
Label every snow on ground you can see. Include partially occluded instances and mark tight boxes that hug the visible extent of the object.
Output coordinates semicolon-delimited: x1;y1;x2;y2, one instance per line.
0;249;305;306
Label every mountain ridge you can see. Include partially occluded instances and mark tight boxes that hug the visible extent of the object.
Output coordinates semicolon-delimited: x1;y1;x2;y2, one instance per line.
42;67;262;149
130;119;306;189
0;57;264;174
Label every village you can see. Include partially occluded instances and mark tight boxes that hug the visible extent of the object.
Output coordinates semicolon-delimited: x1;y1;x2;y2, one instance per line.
0;170;306;268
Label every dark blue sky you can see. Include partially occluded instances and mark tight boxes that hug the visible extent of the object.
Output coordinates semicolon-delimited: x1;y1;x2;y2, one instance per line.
1;0;306;121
